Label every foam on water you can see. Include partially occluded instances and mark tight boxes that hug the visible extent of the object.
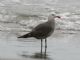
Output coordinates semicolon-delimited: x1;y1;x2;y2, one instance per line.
0;0;80;32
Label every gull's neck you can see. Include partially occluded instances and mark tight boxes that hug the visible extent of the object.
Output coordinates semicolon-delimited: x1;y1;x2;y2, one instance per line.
46;18;55;29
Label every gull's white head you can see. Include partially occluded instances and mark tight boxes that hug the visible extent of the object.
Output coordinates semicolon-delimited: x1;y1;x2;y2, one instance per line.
48;13;61;21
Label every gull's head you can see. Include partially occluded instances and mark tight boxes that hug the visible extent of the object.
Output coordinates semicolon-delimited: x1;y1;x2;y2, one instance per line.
48;14;61;20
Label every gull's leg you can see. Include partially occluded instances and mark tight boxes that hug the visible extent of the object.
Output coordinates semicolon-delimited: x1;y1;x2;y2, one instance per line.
41;39;43;57
45;38;47;58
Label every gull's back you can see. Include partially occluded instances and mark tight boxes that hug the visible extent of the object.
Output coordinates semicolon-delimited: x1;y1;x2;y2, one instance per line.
30;21;55;39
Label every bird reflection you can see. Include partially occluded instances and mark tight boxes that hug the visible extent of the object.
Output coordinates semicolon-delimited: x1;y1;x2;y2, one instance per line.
31;52;48;59
20;51;49;59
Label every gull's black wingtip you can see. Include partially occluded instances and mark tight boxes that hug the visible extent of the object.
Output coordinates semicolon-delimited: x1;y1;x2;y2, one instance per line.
18;37;20;38
18;36;22;38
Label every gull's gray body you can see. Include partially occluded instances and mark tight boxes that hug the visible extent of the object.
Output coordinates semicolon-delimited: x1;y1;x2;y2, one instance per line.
18;14;56;39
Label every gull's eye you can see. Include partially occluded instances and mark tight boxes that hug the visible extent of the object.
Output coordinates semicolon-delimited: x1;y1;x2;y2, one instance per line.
51;14;55;16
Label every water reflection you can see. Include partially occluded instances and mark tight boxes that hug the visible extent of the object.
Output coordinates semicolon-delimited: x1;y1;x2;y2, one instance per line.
20;52;50;60
31;52;49;59
18;38;48;59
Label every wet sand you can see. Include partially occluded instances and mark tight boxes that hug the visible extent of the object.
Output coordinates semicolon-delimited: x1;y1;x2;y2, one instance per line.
0;30;80;60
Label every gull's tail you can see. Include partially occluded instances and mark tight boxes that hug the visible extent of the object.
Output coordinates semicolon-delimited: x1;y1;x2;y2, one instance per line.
18;33;32;38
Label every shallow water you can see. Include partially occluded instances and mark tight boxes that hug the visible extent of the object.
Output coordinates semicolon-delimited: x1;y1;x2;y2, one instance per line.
0;30;80;60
